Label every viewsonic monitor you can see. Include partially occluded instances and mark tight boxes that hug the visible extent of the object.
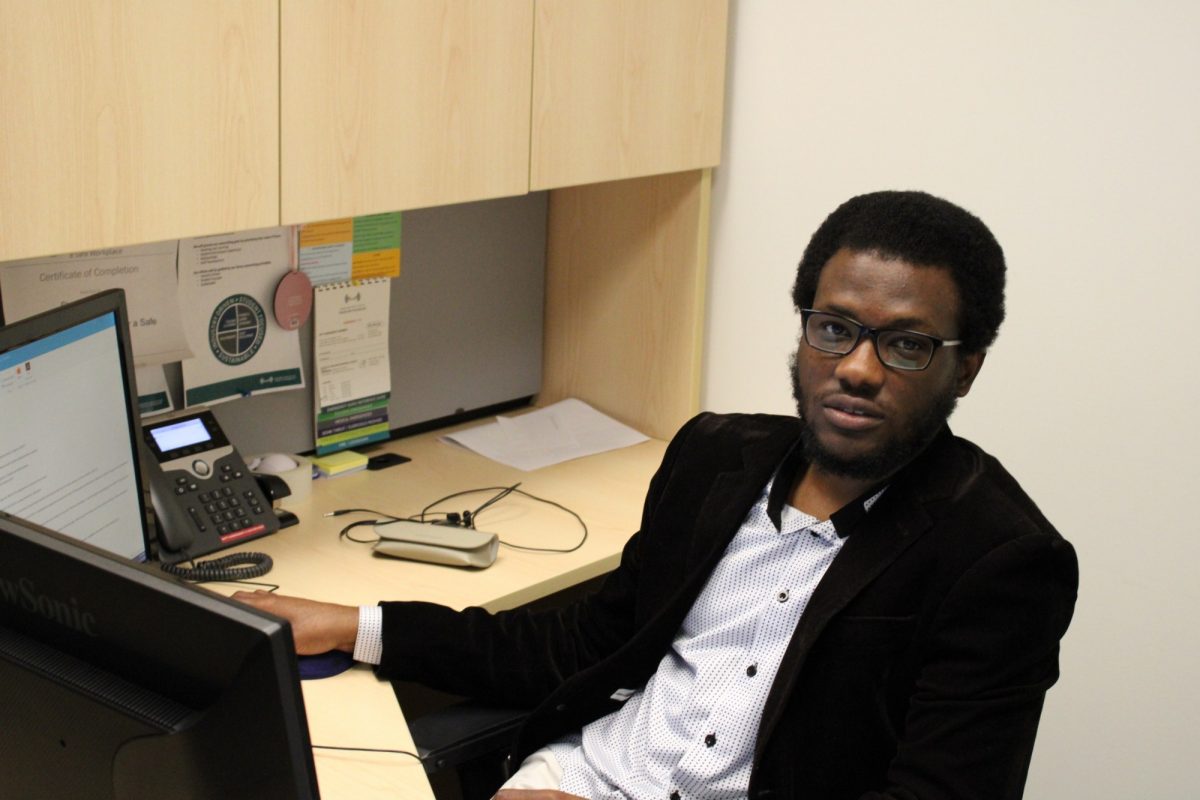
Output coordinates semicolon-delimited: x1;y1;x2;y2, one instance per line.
0;289;151;561
0;510;319;799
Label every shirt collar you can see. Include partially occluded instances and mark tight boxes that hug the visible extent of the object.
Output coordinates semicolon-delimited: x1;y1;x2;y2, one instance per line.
765;435;887;538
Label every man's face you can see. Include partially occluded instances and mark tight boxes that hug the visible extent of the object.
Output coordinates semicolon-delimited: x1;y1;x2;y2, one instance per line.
791;248;985;481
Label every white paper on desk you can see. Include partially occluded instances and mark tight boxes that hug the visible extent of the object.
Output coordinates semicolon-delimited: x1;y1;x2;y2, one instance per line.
0;240;191;366
441;398;649;471
177;227;305;406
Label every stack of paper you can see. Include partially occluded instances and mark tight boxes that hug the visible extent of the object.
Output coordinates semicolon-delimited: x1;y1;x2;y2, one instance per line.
440;398;649;471
310;450;368;478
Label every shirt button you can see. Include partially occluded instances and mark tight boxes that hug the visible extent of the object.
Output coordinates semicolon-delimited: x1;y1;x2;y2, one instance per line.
704;733;717;747
746;664;758;677
777;590;789;603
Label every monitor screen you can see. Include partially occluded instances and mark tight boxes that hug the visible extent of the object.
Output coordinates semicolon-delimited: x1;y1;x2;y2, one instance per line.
0;290;150;560
0;511;319;799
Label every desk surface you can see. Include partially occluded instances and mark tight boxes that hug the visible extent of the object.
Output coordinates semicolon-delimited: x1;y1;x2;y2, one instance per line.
211;420;667;799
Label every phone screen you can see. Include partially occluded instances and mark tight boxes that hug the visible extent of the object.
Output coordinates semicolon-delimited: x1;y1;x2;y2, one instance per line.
150;417;212;452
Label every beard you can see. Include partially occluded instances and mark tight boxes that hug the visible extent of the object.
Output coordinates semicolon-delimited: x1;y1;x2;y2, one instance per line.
790;349;959;482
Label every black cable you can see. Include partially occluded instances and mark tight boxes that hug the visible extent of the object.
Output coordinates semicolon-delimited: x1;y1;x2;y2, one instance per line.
495;488;589;554
338;518;395;543
160;552;274;583
420;485;589;554
329;484;589;554
469;483;520;518
311;743;421;761
328;507;458;542
417;484;515;524
324;508;399;519
235;578;281;592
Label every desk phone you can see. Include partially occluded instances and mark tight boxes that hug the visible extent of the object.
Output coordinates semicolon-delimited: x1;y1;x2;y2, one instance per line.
142;409;279;563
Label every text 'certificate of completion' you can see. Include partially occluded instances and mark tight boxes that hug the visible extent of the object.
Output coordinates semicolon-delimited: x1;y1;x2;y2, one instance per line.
0;240;191;367
313;279;392;455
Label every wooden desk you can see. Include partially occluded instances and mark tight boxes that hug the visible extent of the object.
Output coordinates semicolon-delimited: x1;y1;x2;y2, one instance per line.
212;422;667;799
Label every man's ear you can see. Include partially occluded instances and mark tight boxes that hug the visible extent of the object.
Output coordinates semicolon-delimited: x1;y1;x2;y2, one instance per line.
955;350;986;397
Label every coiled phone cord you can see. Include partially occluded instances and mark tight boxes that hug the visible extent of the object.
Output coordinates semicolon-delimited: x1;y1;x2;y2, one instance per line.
160;552;273;583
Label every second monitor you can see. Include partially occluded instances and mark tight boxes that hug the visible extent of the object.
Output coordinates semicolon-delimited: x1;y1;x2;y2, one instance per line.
0;289;150;561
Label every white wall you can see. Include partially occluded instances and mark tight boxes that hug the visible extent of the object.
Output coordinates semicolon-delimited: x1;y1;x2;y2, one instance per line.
705;3;1200;797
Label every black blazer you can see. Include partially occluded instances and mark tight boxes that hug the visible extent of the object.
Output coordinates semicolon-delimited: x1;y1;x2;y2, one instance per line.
379;413;1078;800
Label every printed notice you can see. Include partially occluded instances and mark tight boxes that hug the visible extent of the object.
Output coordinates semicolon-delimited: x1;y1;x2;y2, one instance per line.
299;212;401;287
313;279;391;455
177;227;305;406
0;240;191;366
135;365;175;417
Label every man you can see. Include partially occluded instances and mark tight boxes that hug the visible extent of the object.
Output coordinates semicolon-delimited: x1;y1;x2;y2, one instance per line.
237;190;1078;800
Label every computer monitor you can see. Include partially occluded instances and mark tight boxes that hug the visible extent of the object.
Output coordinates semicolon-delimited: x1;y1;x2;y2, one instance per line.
0;510;319;799
0;289;151;560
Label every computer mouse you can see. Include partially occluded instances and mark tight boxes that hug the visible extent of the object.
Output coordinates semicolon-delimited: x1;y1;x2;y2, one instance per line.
255;453;299;475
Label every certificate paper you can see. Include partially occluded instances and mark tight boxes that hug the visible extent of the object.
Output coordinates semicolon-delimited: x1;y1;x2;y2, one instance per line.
0;240;191;366
313;279;392;455
177;228;305;406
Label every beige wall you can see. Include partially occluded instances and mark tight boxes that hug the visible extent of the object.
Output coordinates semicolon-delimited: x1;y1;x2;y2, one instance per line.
705;3;1200;797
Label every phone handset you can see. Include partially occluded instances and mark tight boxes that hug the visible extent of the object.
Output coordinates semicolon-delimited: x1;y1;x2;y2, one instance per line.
141;410;279;580
141;442;196;556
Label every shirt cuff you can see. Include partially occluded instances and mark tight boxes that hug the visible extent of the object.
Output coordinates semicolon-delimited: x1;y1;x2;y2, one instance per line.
352;604;384;665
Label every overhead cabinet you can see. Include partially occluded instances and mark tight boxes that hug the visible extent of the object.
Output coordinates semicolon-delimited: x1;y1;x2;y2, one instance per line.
0;1;727;262
280;0;534;225
530;0;728;190
0;0;278;262
283;0;728;222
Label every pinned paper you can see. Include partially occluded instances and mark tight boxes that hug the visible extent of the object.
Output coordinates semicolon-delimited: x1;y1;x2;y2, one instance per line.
177;227;305;406
0;240;192;367
299;212;402;287
313;279;392;455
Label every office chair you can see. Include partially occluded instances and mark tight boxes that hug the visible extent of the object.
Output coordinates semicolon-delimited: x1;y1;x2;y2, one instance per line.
405;573;608;800
408;701;530;800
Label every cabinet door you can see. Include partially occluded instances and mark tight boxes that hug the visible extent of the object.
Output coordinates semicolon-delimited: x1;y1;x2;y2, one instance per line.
281;0;533;224
0;0;278;262
531;0;728;190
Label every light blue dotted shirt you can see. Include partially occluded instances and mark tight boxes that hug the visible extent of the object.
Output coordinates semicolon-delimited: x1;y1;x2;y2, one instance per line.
546;478;884;800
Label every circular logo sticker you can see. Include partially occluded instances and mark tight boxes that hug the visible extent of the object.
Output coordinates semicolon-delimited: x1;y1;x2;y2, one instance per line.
208;294;266;365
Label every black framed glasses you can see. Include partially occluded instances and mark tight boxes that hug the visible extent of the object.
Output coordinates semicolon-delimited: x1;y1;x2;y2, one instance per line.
800;309;961;371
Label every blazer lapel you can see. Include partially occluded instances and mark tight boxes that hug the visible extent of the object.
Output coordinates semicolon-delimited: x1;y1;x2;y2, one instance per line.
599;419;804;685
753;427;966;752
681;427;801;575
645;422;804;644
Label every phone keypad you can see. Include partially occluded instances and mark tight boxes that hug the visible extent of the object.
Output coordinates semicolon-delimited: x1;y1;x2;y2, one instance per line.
169;463;274;542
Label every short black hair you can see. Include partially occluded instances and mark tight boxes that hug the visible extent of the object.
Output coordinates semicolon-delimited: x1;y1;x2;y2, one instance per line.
792;190;1006;353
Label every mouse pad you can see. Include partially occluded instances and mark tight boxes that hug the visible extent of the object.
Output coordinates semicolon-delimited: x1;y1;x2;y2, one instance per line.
297;650;355;680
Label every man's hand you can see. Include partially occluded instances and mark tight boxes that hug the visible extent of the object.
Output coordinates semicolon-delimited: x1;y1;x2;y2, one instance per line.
231;590;359;655
495;791;587;800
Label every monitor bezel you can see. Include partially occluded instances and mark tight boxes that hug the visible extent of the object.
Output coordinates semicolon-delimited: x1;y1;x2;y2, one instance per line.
0;509;320;799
